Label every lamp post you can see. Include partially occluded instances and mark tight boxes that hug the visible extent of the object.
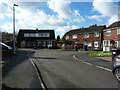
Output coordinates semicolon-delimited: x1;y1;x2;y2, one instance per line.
13;4;18;54
118;1;120;21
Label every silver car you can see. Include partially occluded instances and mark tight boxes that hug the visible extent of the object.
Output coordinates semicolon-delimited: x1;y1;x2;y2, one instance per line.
112;52;120;82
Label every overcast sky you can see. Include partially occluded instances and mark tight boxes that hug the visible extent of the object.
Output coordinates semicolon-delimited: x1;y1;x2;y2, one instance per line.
0;0;119;37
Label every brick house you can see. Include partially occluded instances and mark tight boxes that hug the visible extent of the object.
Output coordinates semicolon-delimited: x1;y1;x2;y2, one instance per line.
17;29;55;48
64;25;106;50
103;21;120;51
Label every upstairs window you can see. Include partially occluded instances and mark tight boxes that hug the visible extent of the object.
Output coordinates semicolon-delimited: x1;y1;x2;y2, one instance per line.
29;33;35;37
73;34;77;39
24;33;29;37
43;33;50;37
106;30;111;36
24;33;50;37
38;33;50;37
84;33;89;38
94;32;99;37
66;35;69;39
117;28;120;34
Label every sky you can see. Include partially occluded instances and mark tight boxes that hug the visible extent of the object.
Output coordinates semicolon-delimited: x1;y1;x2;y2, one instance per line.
0;0;120;38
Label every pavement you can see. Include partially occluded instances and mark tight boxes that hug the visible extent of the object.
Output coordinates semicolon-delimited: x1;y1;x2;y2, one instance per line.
75;51;112;70
2;50;42;89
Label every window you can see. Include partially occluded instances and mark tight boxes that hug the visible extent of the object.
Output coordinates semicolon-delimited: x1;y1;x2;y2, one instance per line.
118;42;120;48
94;32;99;37
73;34;77;39
48;41;52;45
38;33;50;37
84;33;89;38
24;33;29;37
84;42;92;47
115;41;120;48
24;33;50;37
36;33;39;37
103;40;110;47
38;33;43;37
117;29;120;34
66;35;69;39
43;33;50;37
106;30;111;36
29;33;35;37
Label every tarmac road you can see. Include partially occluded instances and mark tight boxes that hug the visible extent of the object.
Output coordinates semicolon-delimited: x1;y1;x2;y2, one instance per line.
28;49;119;89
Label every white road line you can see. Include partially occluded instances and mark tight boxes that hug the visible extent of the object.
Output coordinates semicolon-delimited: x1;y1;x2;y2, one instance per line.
26;50;46;90
73;55;112;72
73;55;92;66
84;62;92;66
41;83;45;89
95;66;112;72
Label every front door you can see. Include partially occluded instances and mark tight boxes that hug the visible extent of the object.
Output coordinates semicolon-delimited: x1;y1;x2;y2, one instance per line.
103;40;110;51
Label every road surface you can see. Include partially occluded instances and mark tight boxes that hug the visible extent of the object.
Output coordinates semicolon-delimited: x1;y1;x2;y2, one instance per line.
27;49;119;89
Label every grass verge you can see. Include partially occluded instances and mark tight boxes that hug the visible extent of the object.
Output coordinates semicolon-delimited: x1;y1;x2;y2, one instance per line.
88;51;112;57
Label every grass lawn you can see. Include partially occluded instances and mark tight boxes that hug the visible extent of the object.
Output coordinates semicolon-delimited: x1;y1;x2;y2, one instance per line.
88;51;112;57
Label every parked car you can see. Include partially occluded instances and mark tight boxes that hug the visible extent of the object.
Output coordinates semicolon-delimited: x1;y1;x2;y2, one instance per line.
73;43;83;51
0;42;14;56
112;49;120;82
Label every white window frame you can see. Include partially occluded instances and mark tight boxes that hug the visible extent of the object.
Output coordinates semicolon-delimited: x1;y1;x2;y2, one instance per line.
117;28;120;35
115;41;120;48
43;33;50;37
103;40;110;47
94;32;99;37
106;30;111;36
84;33;89;38
29;33;35;37
73;34;77;39
24;33;29;37
84;42;92;47
37;33;50;37
66;35;69;39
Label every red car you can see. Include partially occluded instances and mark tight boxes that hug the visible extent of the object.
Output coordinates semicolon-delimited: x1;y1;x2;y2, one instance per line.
73;43;83;50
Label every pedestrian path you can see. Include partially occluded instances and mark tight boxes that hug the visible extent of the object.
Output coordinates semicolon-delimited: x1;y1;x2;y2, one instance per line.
2;50;42;89
75;51;112;69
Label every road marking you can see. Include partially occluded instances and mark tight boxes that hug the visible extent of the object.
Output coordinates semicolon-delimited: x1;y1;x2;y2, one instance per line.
26;50;47;90
73;55;112;72
84;62;92;66
95;65;112;72
41;83;45;89
73;55;92;66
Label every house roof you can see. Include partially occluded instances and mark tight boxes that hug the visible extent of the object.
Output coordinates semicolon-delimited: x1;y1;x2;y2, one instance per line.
64;25;106;38
107;21;120;29
17;29;55;41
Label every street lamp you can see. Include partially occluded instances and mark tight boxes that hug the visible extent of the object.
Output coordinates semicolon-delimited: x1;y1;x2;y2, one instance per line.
13;4;18;54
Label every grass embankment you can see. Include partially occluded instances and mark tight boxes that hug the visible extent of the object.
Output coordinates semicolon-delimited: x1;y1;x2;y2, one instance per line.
88;51;112;57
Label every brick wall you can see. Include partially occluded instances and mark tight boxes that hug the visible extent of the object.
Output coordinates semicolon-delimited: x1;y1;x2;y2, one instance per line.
104;29;120;41
68;32;103;48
